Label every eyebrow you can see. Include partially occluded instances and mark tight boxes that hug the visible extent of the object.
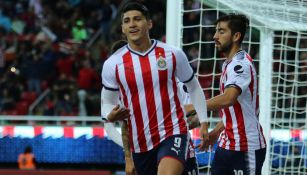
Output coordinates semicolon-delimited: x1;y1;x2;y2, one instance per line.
216;27;226;31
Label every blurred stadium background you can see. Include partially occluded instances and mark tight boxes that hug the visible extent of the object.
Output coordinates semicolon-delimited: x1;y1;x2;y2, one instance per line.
0;0;306;174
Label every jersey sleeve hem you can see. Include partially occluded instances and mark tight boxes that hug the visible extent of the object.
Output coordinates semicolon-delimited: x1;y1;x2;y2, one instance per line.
103;84;119;91
182;73;194;84
225;84;242;94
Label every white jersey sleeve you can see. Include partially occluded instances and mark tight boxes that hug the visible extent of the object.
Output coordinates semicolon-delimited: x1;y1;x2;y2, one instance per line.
177;81;191;105
173;47;194;83
101;56;119;90
225;60;251;93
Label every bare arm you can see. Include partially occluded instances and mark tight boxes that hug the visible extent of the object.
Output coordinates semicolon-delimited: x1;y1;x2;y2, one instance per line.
184;86;241;112
207;87;240;111
122;121;136;175
187;87;240;151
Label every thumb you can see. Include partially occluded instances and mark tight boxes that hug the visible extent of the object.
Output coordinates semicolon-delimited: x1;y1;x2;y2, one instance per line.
113;104;120;110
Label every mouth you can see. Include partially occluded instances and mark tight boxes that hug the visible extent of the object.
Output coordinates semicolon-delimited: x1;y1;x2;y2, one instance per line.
129;29;139;34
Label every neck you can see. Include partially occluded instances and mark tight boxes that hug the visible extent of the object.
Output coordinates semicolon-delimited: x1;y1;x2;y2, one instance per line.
224;44;241;62
128;38;152;53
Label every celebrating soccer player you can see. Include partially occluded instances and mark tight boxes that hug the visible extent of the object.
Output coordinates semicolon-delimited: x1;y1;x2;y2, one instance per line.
101;1;209;174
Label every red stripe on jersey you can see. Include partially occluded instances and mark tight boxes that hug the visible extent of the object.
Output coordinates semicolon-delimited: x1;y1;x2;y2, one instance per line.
256;95;259;116
115;62;135;152
233;102;248;151
3;126;14;137
223;108;235;148
155;47;173;137
116;65;128;108
220;130;227;148
139;55;160;146
34;126;43;136
246;53;253;62
93;127;104;138
249;66;254;100
123;52;147;152
171;53;187;134
64;127;74;138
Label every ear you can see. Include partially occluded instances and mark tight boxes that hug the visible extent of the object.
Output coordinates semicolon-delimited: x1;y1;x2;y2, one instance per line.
148;19;153;30
122;24;124;34
233;32;241;43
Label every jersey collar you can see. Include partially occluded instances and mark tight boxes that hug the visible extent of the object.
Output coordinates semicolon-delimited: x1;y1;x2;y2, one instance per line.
127;39;157;57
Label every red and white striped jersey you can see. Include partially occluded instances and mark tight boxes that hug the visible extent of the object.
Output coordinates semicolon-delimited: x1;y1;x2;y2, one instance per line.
218;50;266;151
102;40;193;153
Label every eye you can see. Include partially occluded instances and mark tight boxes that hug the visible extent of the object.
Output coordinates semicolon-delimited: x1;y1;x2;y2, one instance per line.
123;18;129;23
135;16;142;21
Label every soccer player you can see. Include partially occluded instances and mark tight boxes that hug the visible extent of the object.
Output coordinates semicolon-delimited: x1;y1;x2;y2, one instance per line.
103;40;199;175
101;1;209;174
197;14;267;175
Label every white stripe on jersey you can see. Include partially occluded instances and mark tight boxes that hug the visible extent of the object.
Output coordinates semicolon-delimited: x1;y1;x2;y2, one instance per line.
228;106;240;151
131;53;153;150
148;52;167;141
116;59;141;152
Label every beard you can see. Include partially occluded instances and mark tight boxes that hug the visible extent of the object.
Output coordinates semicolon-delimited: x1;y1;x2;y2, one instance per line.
217;40;232;54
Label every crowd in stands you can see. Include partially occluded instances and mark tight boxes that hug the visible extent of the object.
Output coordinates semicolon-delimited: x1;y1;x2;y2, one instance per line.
0;0;166;117
0;0;305;123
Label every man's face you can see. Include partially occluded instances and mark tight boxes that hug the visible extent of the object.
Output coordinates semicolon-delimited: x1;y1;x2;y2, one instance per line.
122;10;152;43
213;21;233;53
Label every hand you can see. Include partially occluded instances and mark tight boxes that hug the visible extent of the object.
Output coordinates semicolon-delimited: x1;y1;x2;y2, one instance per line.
197;122;209;152
125;157;136;175
197;128;219;152
107;105;130;122
207;130;219;150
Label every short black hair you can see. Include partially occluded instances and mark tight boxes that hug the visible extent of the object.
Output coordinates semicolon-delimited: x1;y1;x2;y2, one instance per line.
24;146;32;153
111;40;127;54
121;1;150;20
215;13;249;44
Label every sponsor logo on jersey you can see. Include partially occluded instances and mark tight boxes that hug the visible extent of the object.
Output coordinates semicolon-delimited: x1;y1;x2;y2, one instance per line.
234;65;243;74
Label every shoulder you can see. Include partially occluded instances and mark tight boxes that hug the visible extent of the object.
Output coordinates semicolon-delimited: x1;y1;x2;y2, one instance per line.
233;51;253;66
156;40;183;54
228;52;251;74
103;48;128;68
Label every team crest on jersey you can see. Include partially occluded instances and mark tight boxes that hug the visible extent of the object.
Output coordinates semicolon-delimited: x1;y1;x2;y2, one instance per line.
157;56;167;70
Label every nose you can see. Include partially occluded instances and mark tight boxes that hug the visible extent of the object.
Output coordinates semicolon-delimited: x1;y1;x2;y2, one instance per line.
213;32;218;40
128;20;137;28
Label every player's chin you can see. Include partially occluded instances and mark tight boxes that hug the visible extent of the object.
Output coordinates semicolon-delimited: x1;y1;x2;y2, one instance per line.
127;35;140;42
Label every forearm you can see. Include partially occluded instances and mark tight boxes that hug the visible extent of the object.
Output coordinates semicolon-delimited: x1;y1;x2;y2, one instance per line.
212;121;224;135
101;88;118;120
104;122;123;147
207;87;240;111
185;77;208;123
207;94;233;111
121;121;132;158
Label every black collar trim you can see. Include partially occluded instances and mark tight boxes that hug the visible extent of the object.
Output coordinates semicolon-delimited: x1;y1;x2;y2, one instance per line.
127;39;157;57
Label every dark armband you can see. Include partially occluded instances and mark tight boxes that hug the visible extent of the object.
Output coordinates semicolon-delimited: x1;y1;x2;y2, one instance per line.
186;110;197;118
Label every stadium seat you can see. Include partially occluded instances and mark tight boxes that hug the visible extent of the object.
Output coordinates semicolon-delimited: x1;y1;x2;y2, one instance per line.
21;92;37;105
15;101;29;115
